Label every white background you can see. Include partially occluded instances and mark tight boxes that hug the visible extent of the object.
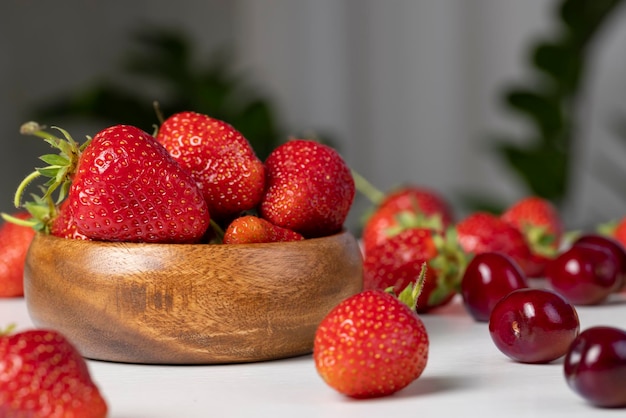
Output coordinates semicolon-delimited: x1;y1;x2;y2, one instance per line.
3;293;626;417
2;1;626;230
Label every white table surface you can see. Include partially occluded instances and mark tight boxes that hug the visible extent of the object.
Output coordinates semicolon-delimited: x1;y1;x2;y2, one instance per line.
2;291;625;418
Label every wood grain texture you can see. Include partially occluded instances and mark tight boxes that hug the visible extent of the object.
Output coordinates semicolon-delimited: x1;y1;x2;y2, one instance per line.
24;231;363;364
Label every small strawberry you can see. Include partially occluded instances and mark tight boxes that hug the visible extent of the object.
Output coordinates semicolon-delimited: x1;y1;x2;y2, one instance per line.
600;216;626;252
16;122;210;243
260;139;355;238
501;196;563;276
377;186;454;223
363;227;467;312
0;212;36;297
156;111;266;222
456;211;538;277
351;172;454;253
223;215;304;244
314;270;429;398
0;328;108;417
361;191;453;254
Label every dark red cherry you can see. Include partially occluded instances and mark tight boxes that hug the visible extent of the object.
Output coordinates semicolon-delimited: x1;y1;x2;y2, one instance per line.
489;288;580;363
564;326;626;408
573;234;626;291
461;252;528;322
545;244;619;305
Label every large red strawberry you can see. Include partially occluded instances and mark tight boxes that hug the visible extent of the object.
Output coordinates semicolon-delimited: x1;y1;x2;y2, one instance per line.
0;328;108;417
223;215;304;244
0;212;36;297
501;196;563;276
314;277;429;398
17;122;210;243
49;200;89;240
456;211;539;277
361;186;454;254
156;111;266;222
363;227;467;312
260;139;355;238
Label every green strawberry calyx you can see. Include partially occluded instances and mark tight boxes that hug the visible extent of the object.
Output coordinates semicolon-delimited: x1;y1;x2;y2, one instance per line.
520;221;558;257
385;210;443;237
426;227;469;306
5;122;90;232
0;323;17;336
387;262;427;311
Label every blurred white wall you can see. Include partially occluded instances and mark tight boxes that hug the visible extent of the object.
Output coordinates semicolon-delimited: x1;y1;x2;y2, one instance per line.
1;0;625;231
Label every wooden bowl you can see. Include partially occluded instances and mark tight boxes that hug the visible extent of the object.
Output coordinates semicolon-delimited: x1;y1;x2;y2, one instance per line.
23;231;363;364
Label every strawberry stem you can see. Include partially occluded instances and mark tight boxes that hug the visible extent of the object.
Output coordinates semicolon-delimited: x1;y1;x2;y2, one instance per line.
210;219;225;243
0;323;17;336
1;212;36;228
396;262;427;311
13;171;41;208
153;101;165;125
351;169;386;206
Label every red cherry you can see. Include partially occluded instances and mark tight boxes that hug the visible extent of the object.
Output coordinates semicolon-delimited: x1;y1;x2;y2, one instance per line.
489;288;580;364
461;252;529;322
573;234;626;291
564;326;626;408
545;244;620;305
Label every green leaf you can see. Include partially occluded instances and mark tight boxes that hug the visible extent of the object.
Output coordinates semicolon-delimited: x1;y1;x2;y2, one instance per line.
531;42;581;92
39;154;70;166
36;166;62;178
497;142;569;202
503;88;564;139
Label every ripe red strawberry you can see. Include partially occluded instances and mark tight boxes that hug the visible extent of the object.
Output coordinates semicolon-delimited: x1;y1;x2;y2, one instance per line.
456;212;539;277
606;216;626;252
501;196;563;276
260;139;355;238
49;200;89;240
17;123;210;243
314;279;429;398
156;111;266;222
362;186;454;254
223;215;304;244
363;227;467;312
0;328;108;417
0;212;36;297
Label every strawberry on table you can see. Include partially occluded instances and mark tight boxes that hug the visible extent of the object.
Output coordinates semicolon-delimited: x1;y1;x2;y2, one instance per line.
456;211;538;277
363;227;466;313
0;328;108;417
156;111;266;222
223;215;304;244
260;139;355;238
501;196;563;276
17;122;210;243
314;271;429;398
361;187;454;254
0;212;36;297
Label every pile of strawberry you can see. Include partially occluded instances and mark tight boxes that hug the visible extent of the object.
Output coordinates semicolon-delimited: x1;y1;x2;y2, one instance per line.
359;183;626;313
314;183;626;400
0;111;356;417
9;111;355;246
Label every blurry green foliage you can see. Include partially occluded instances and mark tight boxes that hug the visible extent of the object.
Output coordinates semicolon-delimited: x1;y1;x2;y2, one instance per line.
463;0;624;213
33;25;285;160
